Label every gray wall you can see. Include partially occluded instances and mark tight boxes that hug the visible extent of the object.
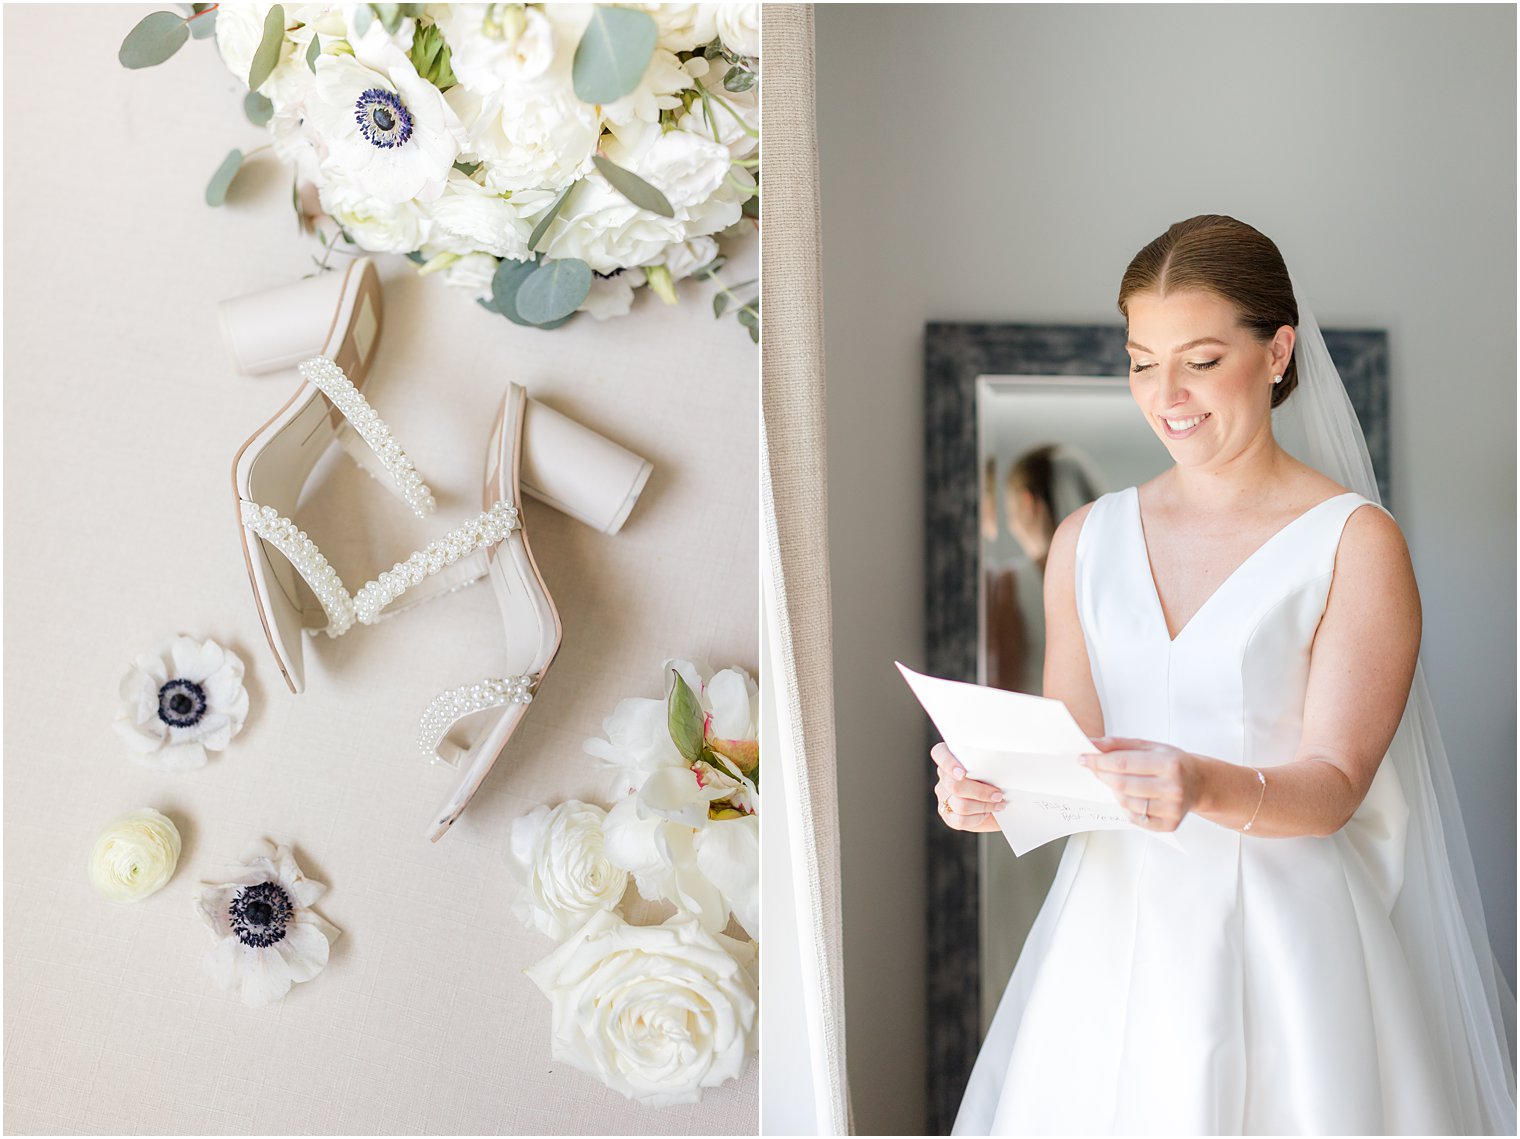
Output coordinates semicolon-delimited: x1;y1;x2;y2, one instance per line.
814;5;1517;1134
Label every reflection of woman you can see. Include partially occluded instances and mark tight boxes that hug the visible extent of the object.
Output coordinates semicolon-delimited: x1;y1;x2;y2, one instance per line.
985;447;1102;693
935;216;1515;1133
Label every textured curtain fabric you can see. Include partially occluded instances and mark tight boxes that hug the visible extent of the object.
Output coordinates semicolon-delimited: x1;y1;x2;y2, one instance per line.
760;5;854;1134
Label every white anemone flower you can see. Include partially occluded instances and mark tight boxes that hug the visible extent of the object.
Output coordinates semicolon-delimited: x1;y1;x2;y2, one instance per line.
305;47;464;205
114;636;248;771
194;839;340;1007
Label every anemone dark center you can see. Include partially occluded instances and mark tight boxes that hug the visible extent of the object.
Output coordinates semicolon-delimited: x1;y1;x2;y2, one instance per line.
229;881;293;948
156;679;207;728
354;87;413;149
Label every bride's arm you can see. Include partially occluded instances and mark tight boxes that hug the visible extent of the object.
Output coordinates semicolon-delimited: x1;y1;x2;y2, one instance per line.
1087;504;1421;836
1191;503;1422;837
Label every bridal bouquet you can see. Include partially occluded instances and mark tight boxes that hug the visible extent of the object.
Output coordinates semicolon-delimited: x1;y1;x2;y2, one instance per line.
120;3;760;338
506;660;758;1106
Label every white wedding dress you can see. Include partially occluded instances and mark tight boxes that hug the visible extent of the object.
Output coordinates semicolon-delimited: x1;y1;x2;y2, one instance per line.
954;484;1473;1135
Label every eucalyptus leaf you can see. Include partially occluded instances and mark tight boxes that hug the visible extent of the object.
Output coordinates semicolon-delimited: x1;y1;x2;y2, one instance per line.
119;11;188;69
691;255;726;281
722;65;755;93
491;257;543;326
188;4;218;38
713;293;728;318
668;671;706;765
353;4;373;35
452;159;480;177
374;3;401;34
590;155;673;218
405;250;427;264
243;90;274;126
305;33;320;71
572;6;657;105
527;181;577;252
742;193;759;219
205;148;244;207
515;259;592;325
246;4;286;92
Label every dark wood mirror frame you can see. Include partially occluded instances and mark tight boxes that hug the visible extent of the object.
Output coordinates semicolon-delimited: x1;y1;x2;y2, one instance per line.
920;321;1389;1134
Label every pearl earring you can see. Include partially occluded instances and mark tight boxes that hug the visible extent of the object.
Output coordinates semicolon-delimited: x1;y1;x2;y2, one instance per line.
1272;374;1282;384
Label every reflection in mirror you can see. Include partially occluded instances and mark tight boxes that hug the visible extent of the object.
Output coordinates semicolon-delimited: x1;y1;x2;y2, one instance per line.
973;375;1172;1033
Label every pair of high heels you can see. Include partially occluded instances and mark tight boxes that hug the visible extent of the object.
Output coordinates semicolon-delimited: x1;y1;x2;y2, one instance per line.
223;258;651;841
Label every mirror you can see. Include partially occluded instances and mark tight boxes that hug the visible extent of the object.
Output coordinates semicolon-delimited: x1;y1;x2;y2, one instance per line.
922;322;1388;1134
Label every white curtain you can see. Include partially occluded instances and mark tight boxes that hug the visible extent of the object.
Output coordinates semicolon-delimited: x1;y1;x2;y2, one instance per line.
758;5;854;1134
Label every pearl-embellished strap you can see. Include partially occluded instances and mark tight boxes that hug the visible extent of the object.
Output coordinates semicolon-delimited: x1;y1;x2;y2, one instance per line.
417;674;538;766
351;499;520;626
239;501;358;637
299;355;437;520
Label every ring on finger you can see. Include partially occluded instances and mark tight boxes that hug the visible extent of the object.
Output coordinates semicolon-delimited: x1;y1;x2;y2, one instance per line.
1140;799;1149;822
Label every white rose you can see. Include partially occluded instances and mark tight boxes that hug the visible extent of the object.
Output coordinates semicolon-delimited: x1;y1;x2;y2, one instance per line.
505;801;629;940
715;4;760;58
89;808;182;903
317;173;432;253
636;3;719;53
525;909;757;1107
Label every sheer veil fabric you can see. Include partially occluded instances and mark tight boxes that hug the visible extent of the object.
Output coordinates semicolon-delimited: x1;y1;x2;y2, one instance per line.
1273;280;1516;1133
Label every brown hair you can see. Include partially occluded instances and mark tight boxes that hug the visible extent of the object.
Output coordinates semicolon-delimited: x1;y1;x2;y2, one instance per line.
1117;214;1300;408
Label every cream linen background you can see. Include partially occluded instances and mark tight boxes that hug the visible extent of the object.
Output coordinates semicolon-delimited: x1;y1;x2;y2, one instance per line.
2;6;757;1134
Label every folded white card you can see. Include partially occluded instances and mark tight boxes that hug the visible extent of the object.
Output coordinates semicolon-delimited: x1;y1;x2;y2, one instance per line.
897;662;1184;855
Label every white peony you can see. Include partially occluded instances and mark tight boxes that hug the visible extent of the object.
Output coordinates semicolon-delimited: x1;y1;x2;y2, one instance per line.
579;267;646;320
88;808;181;903
114;636;249;771
433;3;558;93
540;172;686;274
450;82;602;195
669;659;759;743
305;48;464;205
716;3;760;58
695;811;758;939
505;801;629;940
317;173;433;253
584;687;686;800
525;909;757;1107
194;838;340;1007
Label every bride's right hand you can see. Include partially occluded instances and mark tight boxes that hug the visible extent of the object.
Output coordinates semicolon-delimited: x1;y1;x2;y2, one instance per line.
931;742;1006;832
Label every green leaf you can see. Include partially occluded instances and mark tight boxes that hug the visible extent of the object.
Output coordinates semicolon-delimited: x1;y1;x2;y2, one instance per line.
668;671;706;765
405;250;427;265
527;181;577;252
713;292;728;318
243;90;274;126
573;6;657;104
691;255;727;282
741;192;759;219
246;4;286;92
305;33;320;71
490;257;542;325
722;65;755;93
353;4;373;36
590;154;673;218
119;11;189;69
515;259;592;325
452;160;480;177
205;148;244;207
187;4;218;39
373;3;401;34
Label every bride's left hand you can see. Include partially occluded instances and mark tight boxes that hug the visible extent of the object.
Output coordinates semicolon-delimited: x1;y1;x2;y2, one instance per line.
1079;736;1203;833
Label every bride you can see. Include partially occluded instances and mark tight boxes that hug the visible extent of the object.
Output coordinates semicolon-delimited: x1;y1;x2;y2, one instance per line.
932;215;1517;1135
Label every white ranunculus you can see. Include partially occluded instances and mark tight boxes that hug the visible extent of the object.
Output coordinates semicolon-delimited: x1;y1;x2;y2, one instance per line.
678;72;759;160
579;267;646;320
305;50;463;205
636;4;719;53
417;171;553;260
433;3;558;93
505;801;629;940
114;636;249;771
583;690;686;800
525;909;757;1107
89;809;181;903
450;83;602;195
716;3;760;58
659;235;719;281
317;173;432;253
194;838;340;1007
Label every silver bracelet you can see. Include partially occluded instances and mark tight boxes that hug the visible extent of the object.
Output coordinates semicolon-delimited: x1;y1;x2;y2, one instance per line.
1240;767;1267;832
